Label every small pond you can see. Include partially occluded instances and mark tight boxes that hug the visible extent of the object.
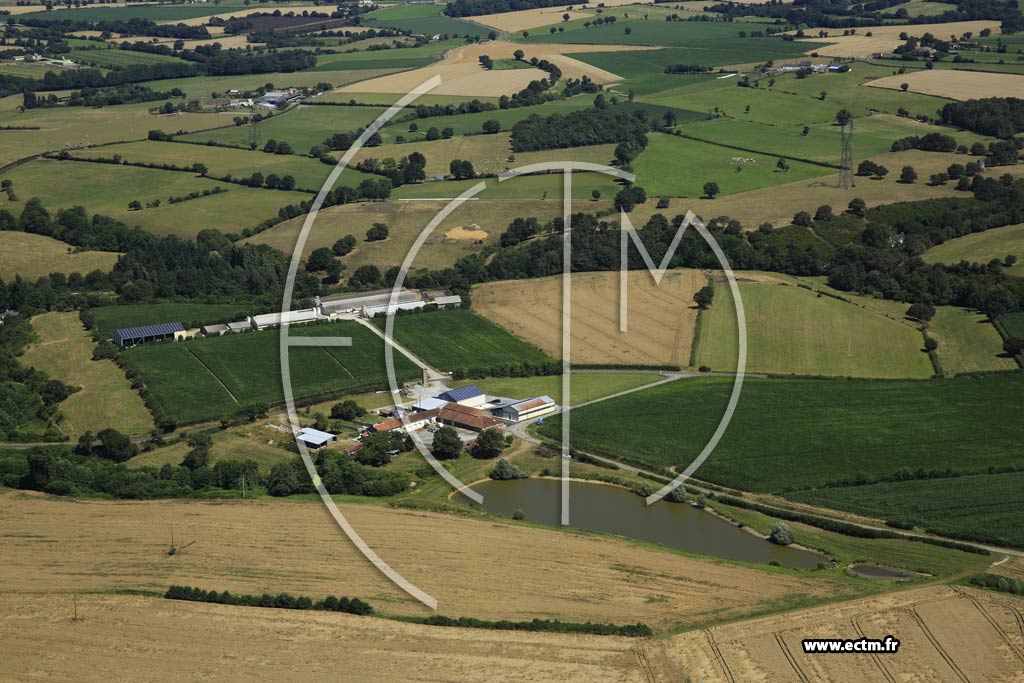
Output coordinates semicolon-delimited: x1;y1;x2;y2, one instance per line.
457;478;827;570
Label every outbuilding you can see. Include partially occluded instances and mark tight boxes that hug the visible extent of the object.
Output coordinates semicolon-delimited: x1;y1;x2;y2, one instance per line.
297;427;335;449
112;322;185;347
438;403;503;432
503;395;557;422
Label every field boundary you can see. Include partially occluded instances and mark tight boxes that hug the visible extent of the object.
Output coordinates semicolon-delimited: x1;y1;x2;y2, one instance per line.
183;345;240;404
677;132;841;169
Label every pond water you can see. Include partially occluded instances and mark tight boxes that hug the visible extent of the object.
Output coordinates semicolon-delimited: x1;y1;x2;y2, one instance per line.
457;478;827;570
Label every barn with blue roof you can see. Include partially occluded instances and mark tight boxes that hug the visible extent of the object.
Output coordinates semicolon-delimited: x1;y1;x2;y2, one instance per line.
435;384;487;408
112;322;186;348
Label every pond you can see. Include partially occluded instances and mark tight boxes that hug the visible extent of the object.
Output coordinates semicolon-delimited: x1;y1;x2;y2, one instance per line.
456;478;827;570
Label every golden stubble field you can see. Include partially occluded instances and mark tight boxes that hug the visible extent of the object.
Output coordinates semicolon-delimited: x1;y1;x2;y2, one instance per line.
473;270;705;366
0;491;852;629
643;584;1024;682
0;593;647;683
788;20;1002;57
867;69;1024;100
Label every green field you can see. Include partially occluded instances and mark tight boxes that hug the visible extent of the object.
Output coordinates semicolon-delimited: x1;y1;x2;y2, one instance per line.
307;39;457;72
928;307;1017;375
123;321;419;424
1;159;309;238
138;67;402;99
694;280;935;378
18;1;251;23
632;133;832;198
787;472;1024;549
537;373;1024;493
362;3;491;38
391;170;620;200
89;303;250;339
69;48;189;68
999;311;1024;337
378;309;552;373
453;372;661;405
923;223;1024;276
177;104;391;154
127;430;294;473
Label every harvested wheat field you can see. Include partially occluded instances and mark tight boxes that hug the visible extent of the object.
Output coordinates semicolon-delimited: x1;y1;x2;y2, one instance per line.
338;41;647;96
0;593;647;683
0;491;853;629
867;69;1024;100
165;6;325;26
474;5;595;32
788;20;1001;57
643;584;1024;682
473;270;705;366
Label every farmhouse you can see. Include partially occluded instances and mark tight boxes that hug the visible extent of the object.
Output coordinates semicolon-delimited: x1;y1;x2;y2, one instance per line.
374;408;440;433
436;385;487;408
112;322;185;348
296;427;335;449
438;403;503;432
495;395;557;422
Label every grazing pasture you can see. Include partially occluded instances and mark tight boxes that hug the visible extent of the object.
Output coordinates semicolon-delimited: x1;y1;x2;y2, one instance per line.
69;47;189;68
21;312;153;438
923;223;1024;276
455;372;662;405
928;307;1018;375
788;472;1024;548
694;279;935;378
538;373;1024;492
0;159;309;239
376;309;552;373
88;303;248;339
0;232;119;280
632;133;831;198
361;3;492;38
127;430;293;473
999;311;1024;337
138;68;401;99
473;270;705;366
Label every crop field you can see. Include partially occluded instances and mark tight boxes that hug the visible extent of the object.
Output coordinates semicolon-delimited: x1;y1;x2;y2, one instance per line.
473;270;706;366
70;140;348;192
787;20;1001;58
21;312;153;438
69;47;188;68
376;309;552;372
0;492;861;630
924;223;1024;276
928;306;1018;375
475;5;595;32
307;40;457;73
88;303;249;339
632;133;831;197
127;430;293;473
647;586;1024;682
454;372;662;405
694;279;935;378
17;2;253;23
177;104;391;154
123;321;419;424
0;159;309;238
867;68;1024;99
537;373;1024;492
362;3;492;38
788;472;1024;548
0;231;119;280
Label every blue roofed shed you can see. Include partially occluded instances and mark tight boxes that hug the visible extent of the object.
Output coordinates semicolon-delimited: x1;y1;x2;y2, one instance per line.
435;384;487;407
112;322;186;347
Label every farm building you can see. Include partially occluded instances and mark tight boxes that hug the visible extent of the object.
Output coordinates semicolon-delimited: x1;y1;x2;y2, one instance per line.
361;301;425;318
296;427;335;450
431;295;463;309
321;288;420;315
201;323;230;336
374;408;439;433
439;403;503;432
495;396;557;422
436;385;487;408
248;309;324;331
112;322;185;348
412;396;448;412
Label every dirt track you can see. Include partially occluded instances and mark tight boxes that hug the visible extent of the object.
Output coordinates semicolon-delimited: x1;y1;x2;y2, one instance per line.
473;270;705;366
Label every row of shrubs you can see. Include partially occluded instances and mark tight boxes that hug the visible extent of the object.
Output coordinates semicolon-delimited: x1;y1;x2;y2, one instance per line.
416;615;652;637
966;573;1024;596
165;585;374;615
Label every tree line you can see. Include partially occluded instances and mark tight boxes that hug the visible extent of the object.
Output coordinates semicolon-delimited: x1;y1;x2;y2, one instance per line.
165;585;374;615
510;107;649;152
0;317;77;442
445;0;584;17
938;97;1024;139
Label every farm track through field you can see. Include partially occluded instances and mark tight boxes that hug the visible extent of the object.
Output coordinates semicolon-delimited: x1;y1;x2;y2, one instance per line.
633;645;656;683
950;586;1024;667
774;632;812;683
705;630;737;683
852;615;898;683
906;606;972;683
184;345;239;404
